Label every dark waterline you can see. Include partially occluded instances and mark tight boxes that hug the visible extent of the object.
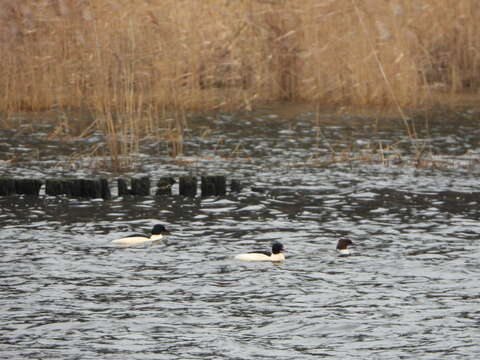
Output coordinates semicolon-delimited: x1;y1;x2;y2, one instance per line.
1;109;480;359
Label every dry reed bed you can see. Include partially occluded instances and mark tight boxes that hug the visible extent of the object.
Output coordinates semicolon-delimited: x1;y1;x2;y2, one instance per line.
1;0;479;168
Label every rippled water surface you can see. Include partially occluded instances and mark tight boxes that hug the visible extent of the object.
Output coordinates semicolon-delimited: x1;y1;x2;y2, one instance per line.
1;108;480;359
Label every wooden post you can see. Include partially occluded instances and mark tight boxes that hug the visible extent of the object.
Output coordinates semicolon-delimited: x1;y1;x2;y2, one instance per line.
46;178;109;199
45;179;64;196
81;179;102;198
201;176;216;197
131;176;150;196
100;178;111;200
201;175;226;196
156;177;175;196
0;176;231;198
0;178;16;196
15;179;42;195
117;178;131;196
179;176;197;197
61;179;73;196
69;179;83;197
213;175;226;196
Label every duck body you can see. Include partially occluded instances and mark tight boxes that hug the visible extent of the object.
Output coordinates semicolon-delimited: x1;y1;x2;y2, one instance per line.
336;239;356;256
235;242;285;262
111;224;170;246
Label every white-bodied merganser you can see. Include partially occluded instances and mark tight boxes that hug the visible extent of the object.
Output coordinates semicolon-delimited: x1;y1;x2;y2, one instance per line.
235;242;285;262
111;224;170;246
336;239;357;256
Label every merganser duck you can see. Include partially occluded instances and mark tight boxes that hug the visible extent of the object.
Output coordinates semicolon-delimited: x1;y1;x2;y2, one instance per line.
336;239;356;256
234;242;285;262
111;224;170;246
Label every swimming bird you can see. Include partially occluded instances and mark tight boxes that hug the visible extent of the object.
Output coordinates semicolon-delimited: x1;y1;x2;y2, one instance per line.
336;239;356;256
234;242;285;262
111;224;170;246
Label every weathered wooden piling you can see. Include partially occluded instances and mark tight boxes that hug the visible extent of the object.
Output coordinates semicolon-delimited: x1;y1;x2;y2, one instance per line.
100;178;111;200
156;177;175;196
0;178;16;196
117;177;150;197
15;179;42;195
81;179;102;198
0;175;235;198
201;176;215;197
45;179;64;196
68;179;83;197
45;178;110;199
179;176;197;197
230;179;242;193
61;179;73;196
61;179;86;198
214;176;226;196
131;176;150;196
82;178;110;199
201;175;226;196
117;178;131;196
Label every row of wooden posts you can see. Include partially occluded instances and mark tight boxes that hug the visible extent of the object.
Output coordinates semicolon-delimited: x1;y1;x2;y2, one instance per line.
0;176;241;199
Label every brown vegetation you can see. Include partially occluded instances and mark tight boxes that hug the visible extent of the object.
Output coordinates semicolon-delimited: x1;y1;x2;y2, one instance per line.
1;0;479;168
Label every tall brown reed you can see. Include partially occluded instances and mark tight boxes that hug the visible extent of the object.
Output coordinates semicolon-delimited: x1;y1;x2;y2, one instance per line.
1;0;480;167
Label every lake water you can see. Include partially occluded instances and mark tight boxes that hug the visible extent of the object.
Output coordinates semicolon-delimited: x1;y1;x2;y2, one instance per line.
1;107;480;359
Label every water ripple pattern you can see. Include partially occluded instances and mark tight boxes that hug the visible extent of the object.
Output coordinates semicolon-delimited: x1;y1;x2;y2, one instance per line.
1;110;480;359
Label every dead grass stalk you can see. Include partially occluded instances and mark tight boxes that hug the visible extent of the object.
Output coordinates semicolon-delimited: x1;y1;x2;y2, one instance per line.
1;1;479;165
